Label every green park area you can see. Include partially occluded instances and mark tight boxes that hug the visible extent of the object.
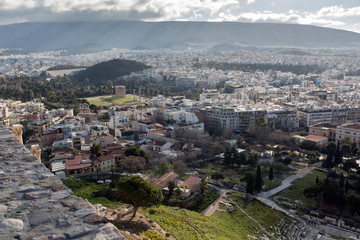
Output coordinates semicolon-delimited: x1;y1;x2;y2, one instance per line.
143;194;288;240
83;94;141;107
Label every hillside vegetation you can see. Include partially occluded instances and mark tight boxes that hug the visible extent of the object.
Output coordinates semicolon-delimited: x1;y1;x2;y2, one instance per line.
74;59;150;84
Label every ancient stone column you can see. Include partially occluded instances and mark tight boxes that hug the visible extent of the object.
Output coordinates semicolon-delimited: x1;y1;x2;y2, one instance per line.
11;124;23;145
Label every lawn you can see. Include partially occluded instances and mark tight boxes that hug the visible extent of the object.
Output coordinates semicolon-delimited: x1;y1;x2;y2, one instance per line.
84;95;141;107
278;173;326;205
263;179;282;191
63;177;123;207
143;195;289;240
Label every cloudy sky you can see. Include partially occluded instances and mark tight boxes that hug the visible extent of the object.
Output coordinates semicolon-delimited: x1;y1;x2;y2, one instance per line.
1;0;360;32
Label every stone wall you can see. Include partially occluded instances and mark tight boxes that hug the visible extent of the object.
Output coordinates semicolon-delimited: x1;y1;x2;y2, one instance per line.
0;123;124;239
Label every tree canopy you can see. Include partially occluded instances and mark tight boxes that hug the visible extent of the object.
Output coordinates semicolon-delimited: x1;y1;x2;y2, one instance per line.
116;176;163;218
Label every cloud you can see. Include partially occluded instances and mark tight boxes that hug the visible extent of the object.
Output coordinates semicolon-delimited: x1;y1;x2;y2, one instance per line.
0;1;358;33
230;10;345;28
0;0;240;23
316;5;360;18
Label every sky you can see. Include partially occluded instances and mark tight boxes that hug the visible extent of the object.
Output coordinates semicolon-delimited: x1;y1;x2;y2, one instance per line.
0;0;360;33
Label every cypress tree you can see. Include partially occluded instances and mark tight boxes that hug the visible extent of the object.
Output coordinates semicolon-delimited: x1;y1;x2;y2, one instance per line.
255;165;263;193
269;165;274;181
334;142;342;166
246;174;255;195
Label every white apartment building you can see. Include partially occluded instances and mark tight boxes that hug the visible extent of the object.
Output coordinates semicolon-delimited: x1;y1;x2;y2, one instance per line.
298;106;360;128
205;106;267;134
163;110;199;125
336;123;360;146
267;109;299;130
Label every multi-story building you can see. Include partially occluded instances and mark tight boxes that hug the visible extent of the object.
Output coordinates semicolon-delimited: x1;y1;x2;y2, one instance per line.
298;106;360;128
204;106;267;134
336;123;360;146
298;108;333;128
267;109;299;130
31;120;51;134
309;124;337;142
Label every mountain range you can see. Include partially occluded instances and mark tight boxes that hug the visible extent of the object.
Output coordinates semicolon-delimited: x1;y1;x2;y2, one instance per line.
1;21;360;52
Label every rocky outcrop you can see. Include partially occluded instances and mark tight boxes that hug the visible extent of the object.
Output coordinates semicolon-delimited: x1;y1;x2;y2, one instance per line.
0;123;124;239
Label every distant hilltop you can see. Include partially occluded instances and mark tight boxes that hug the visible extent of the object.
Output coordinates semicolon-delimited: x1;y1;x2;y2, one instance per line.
1;21;360;51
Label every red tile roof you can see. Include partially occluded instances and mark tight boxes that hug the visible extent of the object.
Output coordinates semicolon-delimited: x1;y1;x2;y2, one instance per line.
184;176;202;185
153;140;167;146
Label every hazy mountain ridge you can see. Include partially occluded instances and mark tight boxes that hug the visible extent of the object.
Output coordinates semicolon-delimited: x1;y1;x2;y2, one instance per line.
1;21;360;51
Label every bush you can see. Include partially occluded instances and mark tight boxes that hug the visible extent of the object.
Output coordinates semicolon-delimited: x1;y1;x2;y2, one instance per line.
211;172;225;180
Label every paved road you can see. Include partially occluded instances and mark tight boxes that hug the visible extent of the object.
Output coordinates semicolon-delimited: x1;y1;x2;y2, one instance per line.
258;163;319;198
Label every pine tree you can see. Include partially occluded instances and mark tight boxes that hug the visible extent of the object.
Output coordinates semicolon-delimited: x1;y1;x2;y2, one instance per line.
255;165;263;193
269;166;274;181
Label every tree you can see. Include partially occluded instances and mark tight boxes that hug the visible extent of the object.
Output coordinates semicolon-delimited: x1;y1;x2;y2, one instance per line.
316;176;319;184
255;165;263;193
211;172;225;180
90;144;102;157
155;162;173;175
269;166;274;181
334;143;342;167
173;160;188;174
200;178;207;194
326;141;337;156
345;180;352;193
246;174;255;195
116;176;163;219
223;147;232;166
167;181;176;200
238;152;247;168
343;159;358;172
303;184;323;207
339;173;345;188
118;156;146;172
125;146;147;159
351;140;358;155
322;154;334;168
247;153;258;168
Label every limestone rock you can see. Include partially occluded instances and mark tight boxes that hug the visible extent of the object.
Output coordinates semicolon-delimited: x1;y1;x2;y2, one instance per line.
94;223;124;240
74;208;97;218
29;209;53;226
0;218;24;232
24;189;50;200
64;226;93;239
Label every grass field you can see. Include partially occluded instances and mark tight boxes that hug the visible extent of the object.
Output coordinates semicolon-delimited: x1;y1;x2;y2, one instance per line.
143;195;289;240
63;178;123;207
84;95;141;107
278;173;326;206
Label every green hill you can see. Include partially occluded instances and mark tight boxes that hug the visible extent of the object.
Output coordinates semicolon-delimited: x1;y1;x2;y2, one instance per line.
74;59;150;84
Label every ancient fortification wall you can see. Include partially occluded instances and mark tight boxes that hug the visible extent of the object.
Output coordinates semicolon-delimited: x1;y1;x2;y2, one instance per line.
0;123;124;239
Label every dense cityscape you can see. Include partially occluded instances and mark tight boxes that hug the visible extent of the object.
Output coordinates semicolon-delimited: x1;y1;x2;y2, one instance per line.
1;1;360;239
0;44;360;239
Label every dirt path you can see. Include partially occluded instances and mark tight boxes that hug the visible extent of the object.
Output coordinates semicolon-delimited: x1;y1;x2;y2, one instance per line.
201;189;229;216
